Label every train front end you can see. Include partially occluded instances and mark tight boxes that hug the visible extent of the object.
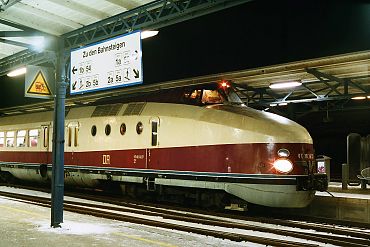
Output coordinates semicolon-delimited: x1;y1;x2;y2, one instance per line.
207;103;328;208
193;83;327;208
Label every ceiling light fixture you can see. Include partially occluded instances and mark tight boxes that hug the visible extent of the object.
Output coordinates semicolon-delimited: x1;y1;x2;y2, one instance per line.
141;30;159;39
269;81;302;89
7;67;27;77
351;96;366;100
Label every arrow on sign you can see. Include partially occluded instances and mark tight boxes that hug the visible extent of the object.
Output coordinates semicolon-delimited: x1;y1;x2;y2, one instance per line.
72;66;77;74
72;81;77;90
133;69;140;79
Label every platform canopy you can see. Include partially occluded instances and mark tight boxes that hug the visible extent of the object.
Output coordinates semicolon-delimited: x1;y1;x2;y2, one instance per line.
0;0;368;116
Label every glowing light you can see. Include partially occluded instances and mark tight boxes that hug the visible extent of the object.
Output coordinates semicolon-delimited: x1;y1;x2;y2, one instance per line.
269;81;302;89
30;36;45;52
277;149;290;158
278;102;288;106
273;159;293;174
141;30;159;39
220;80;230;88
351;96;366;100
7;67;27;77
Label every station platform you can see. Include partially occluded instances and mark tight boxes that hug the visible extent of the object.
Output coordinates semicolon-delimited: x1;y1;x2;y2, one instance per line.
286;182;370;225
0;184;369;247
0;188;246;247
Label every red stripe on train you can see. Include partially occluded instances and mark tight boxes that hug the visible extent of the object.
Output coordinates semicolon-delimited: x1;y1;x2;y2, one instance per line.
0;143;314;175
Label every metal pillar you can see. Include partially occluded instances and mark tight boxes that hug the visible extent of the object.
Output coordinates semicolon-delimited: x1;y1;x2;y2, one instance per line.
342;163;349;190
51;39;67;228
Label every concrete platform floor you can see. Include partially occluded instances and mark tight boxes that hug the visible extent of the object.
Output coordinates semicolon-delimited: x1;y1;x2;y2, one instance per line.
0;192;249;247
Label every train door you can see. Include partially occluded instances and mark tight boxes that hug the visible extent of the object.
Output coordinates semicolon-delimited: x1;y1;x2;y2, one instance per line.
66;121;79;164
41;124;51;163
151;117;160;147
146;117;160;169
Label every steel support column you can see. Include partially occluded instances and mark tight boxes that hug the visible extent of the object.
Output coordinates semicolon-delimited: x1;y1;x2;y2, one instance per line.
51;38;67;228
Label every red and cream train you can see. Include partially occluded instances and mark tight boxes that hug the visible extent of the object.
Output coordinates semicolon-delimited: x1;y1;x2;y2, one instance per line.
0;84;327;208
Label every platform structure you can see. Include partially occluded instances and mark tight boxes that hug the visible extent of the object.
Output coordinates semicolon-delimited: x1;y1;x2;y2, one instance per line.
287;182;370;225
0;193;246;247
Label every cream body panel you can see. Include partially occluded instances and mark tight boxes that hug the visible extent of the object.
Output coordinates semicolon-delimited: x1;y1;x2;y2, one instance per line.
0;102;312;153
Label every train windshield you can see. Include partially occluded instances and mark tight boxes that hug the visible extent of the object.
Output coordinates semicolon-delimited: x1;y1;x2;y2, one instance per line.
182;84;243;106
183;89;224;105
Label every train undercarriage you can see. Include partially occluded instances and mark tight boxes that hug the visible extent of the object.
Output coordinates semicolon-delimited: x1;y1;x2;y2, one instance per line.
0;163;327;209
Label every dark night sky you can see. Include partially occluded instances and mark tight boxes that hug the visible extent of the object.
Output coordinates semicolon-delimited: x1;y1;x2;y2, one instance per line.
142;0;370;83
1;0;370;107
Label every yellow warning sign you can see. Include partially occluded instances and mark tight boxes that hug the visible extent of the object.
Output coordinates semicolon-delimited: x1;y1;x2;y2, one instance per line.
26;71;52;95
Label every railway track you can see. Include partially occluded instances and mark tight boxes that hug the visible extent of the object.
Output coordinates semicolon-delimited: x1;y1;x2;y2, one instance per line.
0;186;369;247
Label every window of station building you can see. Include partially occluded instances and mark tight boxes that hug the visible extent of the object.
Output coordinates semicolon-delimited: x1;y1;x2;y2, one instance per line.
16;130;27;147
91;125;97;136
6;131;15;147
136;122;143;135
120;123;126;135
29;129;39;147
105;124;111;136
0;132;4;147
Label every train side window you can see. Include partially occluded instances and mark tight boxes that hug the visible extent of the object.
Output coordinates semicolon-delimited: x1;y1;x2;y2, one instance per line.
105;124;111;136
29;129;39;147
151;121;158;146
43;126;49;148
120;123;126;135
16;130;27;147
136;122;143;135
91;125;97;136
68;127;72;147
0;132;4;147
74;127;78;147
6;131;15;147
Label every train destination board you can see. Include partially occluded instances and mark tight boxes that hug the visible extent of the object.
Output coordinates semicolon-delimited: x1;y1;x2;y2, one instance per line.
70;30;142;95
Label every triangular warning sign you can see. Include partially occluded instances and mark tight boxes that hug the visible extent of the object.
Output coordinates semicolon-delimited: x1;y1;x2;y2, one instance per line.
27;71;52;95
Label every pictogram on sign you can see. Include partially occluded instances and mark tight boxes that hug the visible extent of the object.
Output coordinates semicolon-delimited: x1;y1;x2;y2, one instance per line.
26;71;52;96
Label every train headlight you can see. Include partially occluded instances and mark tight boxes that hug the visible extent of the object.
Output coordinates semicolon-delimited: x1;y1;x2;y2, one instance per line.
277;148;290;158
273;159;293;174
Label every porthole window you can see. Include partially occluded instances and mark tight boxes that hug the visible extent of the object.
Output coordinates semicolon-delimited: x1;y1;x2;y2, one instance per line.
91;125;97;136
120;123;126;135
105;124;111;136
136;122;143;135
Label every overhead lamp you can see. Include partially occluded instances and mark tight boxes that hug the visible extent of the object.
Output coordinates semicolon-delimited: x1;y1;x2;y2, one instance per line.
351;96;366;100
269;81;302;89
141;30;159;39
7;67;27;77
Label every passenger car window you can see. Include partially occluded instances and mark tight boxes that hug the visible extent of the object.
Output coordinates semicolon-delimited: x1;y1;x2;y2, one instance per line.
136;122;143;134
6;131;15;147
16;130;27;147
91;125;97;136
29;129;39;147
0;132;4;147
105;124;111;136
120;123;126;135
